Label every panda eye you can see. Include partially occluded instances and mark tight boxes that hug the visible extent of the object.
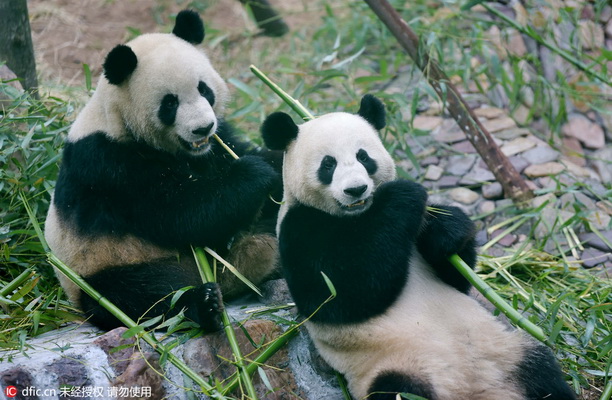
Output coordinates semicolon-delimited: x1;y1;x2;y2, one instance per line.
357;149;370;163
159;94;179;126
198;81;215;106
321;156;337;170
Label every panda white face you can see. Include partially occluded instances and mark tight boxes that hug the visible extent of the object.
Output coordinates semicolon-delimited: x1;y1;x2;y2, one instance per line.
283;113;396;217
96;29;229;156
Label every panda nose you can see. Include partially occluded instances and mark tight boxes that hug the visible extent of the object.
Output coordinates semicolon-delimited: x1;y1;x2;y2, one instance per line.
193;122;214;136
344;185;367;198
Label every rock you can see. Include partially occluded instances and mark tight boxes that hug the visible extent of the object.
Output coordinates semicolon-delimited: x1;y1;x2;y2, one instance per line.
420;155;439;167
424;165;444;181
607;19;612;37
561;136;586;167
435;175;461;189
588;210;611;231
478;200;496;215
596;200;612;216
524;162;565;178
482;182;503;199
501;136;537;156
591;147;612;184
452;140;477;153
521;146;560;165
531;193;557;209
1;368;38;400
579;231;612;251
474;107;504;119
562;158;598;179
535;208;574;239
113;353;164;400
446;154;477;176
459;166;496;185
413;115;443;131
494;127;530;140
562;114;605;149
475;229;488;246
448;187;480;204
432;119;465;143
512;105;531;126
581;248;611;268
560;192;596;211
579;19;605;49
481;116;517;133
509;156;530;173
93;327;136;376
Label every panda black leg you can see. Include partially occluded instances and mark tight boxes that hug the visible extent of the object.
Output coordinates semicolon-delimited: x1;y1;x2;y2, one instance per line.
516;344;576;400
416;204;477;294
80;261;223;331
368;370;436;400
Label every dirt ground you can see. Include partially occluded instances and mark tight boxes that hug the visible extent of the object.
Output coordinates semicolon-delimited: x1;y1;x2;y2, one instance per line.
28;0;310;89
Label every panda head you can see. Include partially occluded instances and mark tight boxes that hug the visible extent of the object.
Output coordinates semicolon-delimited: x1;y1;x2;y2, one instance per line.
262;95;396;218
100;10;229;155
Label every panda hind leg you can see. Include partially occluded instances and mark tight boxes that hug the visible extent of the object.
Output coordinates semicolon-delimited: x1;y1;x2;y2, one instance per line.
516;343;576;400
80;260;222;332
367;370;436;400
219;233;279;299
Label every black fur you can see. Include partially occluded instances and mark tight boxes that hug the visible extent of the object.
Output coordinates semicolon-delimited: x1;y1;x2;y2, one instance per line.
53;121;279;252
368;370;436;400
172;10;205;44
317;155;337;185
357;94;386;130
261;112;299;151
198;81;215;106
417;204;477;293
158;94;179;126
81;261;222;331
357;148;378;175
516;344;577;400
103;45;138;85
279;180;428;323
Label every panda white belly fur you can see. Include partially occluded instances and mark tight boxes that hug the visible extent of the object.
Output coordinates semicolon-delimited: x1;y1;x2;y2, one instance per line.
306;251;525;400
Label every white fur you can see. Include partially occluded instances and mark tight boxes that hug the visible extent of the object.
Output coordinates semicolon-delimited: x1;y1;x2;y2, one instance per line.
306;252;527;400
278;112;396;231
69;32;229;156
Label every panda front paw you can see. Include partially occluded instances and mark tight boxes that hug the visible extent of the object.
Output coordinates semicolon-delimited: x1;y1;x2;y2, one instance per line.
187;282;224;332
232;155;280;192
374;180;428;211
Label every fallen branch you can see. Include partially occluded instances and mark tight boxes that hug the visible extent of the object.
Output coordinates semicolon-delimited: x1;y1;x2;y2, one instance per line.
364;0;534;204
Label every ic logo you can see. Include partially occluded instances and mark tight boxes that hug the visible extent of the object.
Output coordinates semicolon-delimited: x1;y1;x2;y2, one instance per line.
4;386;17;398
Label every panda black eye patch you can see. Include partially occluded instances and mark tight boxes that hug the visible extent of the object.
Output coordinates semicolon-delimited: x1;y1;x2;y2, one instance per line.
318;155;337;185
357;149;377;175
159;94;179;126
198;81;215;106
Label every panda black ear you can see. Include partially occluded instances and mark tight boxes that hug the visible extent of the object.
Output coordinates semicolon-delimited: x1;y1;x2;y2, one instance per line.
261;112;299;151
103;45;138;85
173;10;205;44
357;94;386;130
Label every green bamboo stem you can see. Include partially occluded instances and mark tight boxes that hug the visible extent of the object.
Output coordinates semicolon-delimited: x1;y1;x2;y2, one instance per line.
47;253;221;396
193;247;259;400
482;3;611;87
1;268;35;297
600;378;612;400
449;254;551;346
249;65;314;121
221;327;299;395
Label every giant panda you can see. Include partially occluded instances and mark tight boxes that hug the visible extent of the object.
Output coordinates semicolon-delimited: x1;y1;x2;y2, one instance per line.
44;10;281;331
261;94;575;400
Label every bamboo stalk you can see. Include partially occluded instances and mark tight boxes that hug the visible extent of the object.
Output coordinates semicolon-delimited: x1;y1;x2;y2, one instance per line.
193;247;259;399
1;268;35;297
449;254;551;346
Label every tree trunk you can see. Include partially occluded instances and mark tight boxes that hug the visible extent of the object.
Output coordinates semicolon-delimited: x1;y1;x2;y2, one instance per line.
364;0;534;205
0;0;38;94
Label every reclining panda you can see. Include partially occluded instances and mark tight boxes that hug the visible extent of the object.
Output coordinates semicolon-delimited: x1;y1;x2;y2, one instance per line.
261;94;575;400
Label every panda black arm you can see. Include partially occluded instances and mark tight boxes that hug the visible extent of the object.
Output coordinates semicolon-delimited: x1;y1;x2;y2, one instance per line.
416;204;477;294
54;132;279;249
280;180;428;324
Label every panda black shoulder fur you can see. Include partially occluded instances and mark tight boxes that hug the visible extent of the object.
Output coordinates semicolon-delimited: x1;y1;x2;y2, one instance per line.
261;95;575;400
45;10;281;331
